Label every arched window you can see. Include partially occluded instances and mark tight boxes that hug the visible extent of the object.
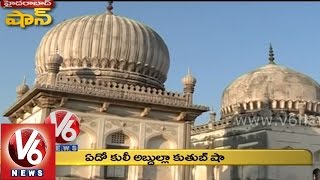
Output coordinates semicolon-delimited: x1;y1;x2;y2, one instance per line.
104;132;131;180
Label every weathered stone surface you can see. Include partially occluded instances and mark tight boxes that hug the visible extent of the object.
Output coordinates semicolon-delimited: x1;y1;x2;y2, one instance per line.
221;63;320;117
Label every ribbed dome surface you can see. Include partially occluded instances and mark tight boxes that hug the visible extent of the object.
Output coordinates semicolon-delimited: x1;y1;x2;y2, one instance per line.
35;13;170;89
221;63;320;110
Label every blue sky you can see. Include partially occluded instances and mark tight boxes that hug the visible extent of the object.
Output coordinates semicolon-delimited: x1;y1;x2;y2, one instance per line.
1;2;320;125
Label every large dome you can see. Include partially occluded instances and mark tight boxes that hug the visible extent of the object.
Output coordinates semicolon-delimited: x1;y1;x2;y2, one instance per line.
35;12;170;89
221;61;320;116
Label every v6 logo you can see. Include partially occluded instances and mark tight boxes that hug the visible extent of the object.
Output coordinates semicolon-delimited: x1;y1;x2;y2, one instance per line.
8;129;47;167
44;110;80;143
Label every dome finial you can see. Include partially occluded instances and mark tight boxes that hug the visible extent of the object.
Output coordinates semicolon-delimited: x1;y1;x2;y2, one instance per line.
269;43;275;64
182;68;197;86
107;1;113;14
16;76;29;98
23;76;26;85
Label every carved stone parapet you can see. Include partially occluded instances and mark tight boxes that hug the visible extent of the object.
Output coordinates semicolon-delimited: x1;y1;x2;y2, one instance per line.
298;102;306;116
33;81;209;112
222;99;320;118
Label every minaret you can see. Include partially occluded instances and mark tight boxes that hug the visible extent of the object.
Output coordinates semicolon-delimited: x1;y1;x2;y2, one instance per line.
209;106;216;122
182;68;197;105
16;76;29;99
46;46;63;85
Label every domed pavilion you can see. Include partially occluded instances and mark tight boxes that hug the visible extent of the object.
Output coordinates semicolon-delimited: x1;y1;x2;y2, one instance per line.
191;45;320;180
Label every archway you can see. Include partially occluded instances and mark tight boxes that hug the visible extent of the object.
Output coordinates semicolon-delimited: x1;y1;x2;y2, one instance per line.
104;131;131;179
143;134;175;180
57;129;94;178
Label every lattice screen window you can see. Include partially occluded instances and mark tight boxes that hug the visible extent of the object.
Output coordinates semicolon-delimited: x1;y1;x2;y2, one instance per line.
111;132;125;144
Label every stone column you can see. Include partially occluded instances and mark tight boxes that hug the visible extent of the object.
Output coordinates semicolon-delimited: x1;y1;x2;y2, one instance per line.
137;122;146;179
207;166;214;180
92;117;106;179
183;121;193;180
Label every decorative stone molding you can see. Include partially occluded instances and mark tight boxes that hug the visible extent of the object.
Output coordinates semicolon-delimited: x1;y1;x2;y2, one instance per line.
192;111;320;135
59;97;68;107
191;124;210;135
109;120;135;128
298;102;306;116
191;135;215;144
221;99;320;117
90;122;97;128
232;103;244;115
140;107;151;117
99;102;110;112
79;116;97;124
176;112;187;121
14;110;24;119
41;55;170;90
34;81;208;111
120;121;126;127
36;96;60;108
146;127;153;134
105;122;112;129
59;57;167;82
6;75;208;121
146;123;177;137
23;104;33;114
31;99;37;106
161;126;166;131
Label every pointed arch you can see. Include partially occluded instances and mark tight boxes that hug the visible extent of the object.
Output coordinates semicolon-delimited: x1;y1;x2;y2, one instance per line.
79;125;97;143
143;133;176;180
64;125;96;179
104;128;138;148
145;132;177;149
103;129;138;180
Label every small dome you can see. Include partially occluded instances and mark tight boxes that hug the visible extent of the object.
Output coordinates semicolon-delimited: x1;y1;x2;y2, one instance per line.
48;48;63;65
182;69;197;85
35;13;170;89
16;77;29;96
221;63;320;111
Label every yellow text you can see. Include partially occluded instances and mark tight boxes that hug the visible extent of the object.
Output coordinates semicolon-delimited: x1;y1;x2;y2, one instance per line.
5;8;52;28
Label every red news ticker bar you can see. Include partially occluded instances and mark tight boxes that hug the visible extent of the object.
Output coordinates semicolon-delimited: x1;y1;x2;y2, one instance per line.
1;0;55;8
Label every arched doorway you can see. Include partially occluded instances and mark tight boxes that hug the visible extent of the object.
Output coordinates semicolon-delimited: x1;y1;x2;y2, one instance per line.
313;169;320;180
104;131;131;179
143;135;175;180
